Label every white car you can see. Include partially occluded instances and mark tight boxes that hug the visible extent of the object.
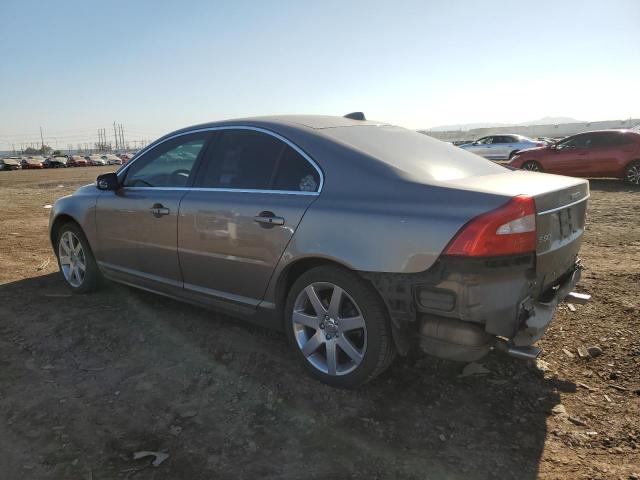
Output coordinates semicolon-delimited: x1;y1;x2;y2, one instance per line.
459;134;545;160
88;155;106;166
104;155;122;165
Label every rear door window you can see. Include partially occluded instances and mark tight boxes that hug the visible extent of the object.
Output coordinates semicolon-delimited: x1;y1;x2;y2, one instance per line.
272;146;320;192
197;129;320;192
197;129;283;190
592;132;634;148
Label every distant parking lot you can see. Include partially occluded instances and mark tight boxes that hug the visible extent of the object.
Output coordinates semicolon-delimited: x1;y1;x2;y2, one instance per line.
0;167;638;479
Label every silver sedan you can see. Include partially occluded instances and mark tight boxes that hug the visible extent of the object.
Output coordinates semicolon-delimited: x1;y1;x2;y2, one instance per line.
459;134;545;160
49;114;588;387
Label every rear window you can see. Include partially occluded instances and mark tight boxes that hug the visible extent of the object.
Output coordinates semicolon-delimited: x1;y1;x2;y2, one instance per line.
322;125;506;182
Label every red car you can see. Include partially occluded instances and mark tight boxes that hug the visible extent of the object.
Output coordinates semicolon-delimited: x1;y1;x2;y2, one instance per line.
68;155;88;167
21;157;44;169
509;130;640;184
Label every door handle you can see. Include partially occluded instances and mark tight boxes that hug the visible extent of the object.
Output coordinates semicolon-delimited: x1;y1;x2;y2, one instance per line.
254;211;285;227
150;203;170;217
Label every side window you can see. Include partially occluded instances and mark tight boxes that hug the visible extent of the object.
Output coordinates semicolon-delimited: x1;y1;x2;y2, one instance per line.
273;146;320;192
199;129;283;189
123;133;208;187
593;133;633;147
476;137;491;145
557;134;591;150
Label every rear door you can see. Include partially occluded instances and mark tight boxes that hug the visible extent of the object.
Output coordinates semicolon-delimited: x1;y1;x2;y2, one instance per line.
586;132;632;176
178;127;322;311
95;132;211;294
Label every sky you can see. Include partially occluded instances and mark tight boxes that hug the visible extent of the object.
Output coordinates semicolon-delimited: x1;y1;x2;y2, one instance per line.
0;0;639;150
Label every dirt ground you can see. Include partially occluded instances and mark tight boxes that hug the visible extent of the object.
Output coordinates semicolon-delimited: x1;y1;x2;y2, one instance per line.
0;167;638;480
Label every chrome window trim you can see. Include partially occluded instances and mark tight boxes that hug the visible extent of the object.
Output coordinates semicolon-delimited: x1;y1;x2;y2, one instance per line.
537;194;590;215
117;125;324;193
120;186;319;196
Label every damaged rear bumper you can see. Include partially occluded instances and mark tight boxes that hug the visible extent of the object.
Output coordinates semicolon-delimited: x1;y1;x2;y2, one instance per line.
511;266;583;347
363;255;587;362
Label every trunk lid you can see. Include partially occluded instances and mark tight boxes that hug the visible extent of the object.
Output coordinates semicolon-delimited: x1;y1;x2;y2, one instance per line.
444;170;589;295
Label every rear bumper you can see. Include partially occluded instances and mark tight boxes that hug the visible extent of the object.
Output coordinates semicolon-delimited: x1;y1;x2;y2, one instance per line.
511;265;581;347
363;255;585;361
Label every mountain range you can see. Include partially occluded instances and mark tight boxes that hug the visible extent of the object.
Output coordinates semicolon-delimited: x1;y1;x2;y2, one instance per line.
425;116;583;132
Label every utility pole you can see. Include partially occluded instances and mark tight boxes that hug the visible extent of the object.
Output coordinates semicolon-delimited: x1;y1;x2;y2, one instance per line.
40;126;44;151
119;124;125;151
113;122;119;151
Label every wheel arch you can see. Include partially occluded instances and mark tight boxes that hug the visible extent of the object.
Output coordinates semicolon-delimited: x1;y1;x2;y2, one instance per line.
271;255;409;355
50;213;82;247
273;256;355;318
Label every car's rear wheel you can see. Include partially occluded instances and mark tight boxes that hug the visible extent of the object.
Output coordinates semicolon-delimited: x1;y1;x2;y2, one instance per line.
508;150;519;160
285;266;396;388
55;222;102;293
624;161;640;185
522;160;542;172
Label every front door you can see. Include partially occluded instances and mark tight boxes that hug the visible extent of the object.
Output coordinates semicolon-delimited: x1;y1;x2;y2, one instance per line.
547;133;593;176
95;132;210;294
178;127;322;310
489;136;510;159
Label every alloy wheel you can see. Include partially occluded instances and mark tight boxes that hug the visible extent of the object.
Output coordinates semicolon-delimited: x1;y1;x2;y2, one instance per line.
627;164;640;184
292;282;367;376
523;162;540;171
58;231;86;288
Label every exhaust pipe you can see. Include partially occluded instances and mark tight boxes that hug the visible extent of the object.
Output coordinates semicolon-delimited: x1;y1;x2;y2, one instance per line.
565;291;591;305
495;339;542;360
505;345;541;361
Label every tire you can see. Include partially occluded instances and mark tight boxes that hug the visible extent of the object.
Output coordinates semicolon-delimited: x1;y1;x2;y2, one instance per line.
284;265;396;388
508;150;519;160
522;160;542;172
624;160;640;185
55;222;102;293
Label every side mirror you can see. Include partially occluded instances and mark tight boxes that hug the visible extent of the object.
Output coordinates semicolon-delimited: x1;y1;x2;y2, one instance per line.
96;172;119;191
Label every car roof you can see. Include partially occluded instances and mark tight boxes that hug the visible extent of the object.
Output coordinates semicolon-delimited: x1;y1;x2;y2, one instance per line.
171;115;387;135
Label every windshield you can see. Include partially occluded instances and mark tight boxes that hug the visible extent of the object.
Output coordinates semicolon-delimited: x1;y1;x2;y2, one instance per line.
322;125;507;182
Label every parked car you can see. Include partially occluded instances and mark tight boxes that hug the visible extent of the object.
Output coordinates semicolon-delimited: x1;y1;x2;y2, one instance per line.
104;154;122;165
0;157;22;171
459;134;546;160
68;155;88;167
49;114;589;387
21;157;44;169
44;156;68;168
509;130;640;184
87;155;106;166
119;153;134;164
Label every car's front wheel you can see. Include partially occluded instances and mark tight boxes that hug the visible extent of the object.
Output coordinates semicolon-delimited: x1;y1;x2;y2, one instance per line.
55;222;102;293
285;266;396;388
522;160;542;172
624;161;640;185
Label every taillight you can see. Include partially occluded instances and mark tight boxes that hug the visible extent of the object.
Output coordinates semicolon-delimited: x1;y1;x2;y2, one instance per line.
444;195;536;257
